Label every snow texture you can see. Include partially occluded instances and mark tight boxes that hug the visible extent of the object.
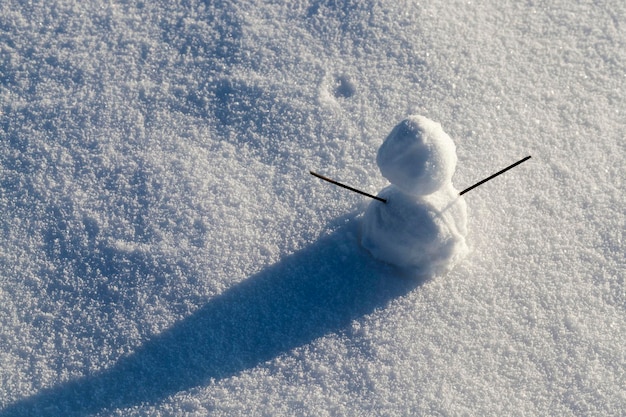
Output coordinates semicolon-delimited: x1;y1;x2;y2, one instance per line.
1;0;625;416
362;115;468;274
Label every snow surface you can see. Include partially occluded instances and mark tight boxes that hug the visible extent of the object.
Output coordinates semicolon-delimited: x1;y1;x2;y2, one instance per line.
1;0;625;416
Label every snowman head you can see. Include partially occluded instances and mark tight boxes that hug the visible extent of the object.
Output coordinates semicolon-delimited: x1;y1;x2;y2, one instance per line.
377;115;457;196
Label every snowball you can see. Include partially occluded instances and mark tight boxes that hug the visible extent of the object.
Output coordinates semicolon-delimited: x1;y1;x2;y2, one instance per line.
377;115;457;196
361;184;468;275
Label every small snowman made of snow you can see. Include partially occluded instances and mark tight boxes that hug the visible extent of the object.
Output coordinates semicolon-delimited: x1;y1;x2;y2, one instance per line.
361;115;468;275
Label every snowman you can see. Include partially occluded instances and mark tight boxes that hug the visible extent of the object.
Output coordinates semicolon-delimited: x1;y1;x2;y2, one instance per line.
361;115;469;275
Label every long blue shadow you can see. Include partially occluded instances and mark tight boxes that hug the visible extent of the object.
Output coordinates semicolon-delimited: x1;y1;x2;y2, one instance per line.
1;217;424;416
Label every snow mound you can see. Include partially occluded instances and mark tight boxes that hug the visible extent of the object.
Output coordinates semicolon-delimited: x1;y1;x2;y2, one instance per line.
361;184;468;274
377;115;457;196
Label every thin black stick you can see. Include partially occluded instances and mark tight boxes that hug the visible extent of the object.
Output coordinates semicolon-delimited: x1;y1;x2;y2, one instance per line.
460;155;531;196
310;171;387;203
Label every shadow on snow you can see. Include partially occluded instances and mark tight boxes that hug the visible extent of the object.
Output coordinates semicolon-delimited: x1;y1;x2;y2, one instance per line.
1;217;425;416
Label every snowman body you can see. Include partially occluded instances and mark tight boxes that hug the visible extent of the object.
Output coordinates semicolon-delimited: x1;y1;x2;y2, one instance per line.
361;115;468;275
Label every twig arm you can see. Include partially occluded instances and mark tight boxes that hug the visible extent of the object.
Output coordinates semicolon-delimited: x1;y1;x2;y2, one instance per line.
460;156;531;196
310;171;387;203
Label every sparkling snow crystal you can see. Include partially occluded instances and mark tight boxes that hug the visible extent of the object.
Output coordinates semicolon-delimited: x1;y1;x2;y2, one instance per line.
361;116;468;274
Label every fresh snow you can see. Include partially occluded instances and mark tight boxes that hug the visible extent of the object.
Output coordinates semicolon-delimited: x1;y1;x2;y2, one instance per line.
1;1;625;416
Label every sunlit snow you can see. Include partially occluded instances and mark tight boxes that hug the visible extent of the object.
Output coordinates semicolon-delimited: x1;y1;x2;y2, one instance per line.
1;1;624;416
